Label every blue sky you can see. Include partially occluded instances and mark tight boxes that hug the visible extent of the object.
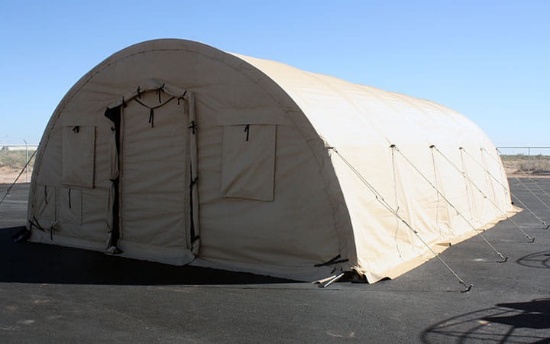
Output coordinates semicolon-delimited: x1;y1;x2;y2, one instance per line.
1;1;549;148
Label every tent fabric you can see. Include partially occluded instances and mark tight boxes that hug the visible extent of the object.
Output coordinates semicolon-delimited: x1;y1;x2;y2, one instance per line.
27;39;514;283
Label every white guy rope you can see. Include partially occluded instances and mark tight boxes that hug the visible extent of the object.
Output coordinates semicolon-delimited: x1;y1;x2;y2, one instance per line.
433;146;534;242
330;147;472;292
393;145;507;262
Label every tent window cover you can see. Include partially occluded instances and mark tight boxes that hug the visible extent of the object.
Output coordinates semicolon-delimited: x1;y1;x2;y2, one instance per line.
61;125;95;188
221;124;277;201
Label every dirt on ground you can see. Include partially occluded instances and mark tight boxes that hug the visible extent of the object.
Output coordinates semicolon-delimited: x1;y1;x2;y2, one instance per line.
504;165;550;179
0;166;31;184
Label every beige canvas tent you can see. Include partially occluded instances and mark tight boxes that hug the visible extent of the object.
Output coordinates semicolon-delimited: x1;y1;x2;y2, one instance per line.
27;39;514;283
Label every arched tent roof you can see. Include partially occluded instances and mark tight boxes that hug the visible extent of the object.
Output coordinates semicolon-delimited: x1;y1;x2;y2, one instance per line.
237;52;511;281
27;39;514;283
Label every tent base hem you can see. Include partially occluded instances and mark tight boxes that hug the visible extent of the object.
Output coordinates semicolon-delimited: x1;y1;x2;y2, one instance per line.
29;229;106;252
191;257;341;283
28;229;195;266
361;208;521;283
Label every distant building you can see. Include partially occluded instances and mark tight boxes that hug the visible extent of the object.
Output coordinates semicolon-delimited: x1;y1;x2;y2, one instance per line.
1;145;38;152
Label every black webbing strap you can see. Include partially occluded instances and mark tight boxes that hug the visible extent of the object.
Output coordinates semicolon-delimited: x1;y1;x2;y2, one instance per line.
314;254;349;267
29;215;45;232
189;173;199;245
177;91;188;105
29;209;55;240
157;84;165;103
189;121;197;135
149;108;155;127
134;96;176;128
244;124;250;141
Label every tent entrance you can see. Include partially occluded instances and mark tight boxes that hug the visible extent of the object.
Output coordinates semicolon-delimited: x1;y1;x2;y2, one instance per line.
105;84;199;264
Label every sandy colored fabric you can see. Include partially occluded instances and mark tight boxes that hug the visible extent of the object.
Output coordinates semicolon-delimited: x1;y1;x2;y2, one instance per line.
27;39;513;282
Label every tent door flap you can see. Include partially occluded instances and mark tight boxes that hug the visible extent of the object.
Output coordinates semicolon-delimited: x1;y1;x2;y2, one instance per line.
105;86;198;264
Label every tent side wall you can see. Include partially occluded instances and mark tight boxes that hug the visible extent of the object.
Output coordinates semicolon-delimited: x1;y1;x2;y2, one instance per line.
27;39;357;281
238;56;514;282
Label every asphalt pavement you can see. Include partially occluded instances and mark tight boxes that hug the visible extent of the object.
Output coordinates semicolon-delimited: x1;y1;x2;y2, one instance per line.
1;180;549;343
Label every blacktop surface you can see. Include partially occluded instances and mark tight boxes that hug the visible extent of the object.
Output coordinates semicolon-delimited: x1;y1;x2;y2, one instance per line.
0;180;549;343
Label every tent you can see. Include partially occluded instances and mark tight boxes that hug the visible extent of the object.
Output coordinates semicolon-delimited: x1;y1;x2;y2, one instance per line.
27;39;514;283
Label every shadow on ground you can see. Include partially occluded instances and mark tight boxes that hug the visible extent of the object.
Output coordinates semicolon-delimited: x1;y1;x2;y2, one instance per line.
421;298;550;343
0;226;294;285
517;250;550;269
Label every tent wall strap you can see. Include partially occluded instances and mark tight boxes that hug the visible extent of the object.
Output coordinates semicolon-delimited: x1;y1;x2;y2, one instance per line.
29;215;45;232
314;254;349;267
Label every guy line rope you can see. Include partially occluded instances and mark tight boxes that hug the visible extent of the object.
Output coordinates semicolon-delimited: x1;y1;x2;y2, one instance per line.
329;147;473;292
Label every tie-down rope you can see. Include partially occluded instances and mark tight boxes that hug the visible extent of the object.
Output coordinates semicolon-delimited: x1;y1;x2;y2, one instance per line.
433;146;534;242
330;147;472;292
392;145;507;262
